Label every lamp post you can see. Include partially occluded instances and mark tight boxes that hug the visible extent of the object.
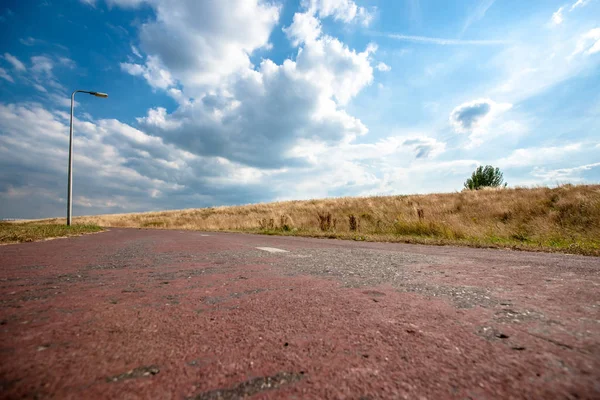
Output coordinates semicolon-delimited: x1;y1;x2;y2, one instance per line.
67;90;108;226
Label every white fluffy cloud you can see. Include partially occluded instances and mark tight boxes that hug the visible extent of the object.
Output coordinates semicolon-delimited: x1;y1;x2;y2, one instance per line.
119;0;280;91
449;99;514;148
137;53;371;168
0;0;391;217
302;0;373;25
136;107;182;130
120;56;174;89
376;62;391;72
115;0;377;169
283;11;376;105
283;11;323;46
450;98;512;130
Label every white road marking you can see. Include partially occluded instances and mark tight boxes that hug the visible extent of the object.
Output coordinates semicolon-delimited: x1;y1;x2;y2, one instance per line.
200;234;210;237
256;247;289;253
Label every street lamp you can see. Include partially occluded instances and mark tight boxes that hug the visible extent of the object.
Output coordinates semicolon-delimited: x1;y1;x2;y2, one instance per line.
67;90;108;226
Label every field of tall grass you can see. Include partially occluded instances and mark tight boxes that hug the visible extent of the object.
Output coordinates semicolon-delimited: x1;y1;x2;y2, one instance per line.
42;184;600;255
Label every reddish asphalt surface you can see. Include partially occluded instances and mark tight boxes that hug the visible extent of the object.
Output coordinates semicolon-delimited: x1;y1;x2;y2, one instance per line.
1;228;599;399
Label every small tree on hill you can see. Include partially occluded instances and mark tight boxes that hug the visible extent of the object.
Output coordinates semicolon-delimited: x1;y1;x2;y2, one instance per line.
464;165;506;190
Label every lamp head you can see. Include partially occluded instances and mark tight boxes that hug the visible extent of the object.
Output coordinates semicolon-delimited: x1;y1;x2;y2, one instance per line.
90;92;108;98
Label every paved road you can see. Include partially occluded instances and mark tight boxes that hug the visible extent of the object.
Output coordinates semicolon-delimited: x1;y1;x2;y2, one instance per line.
1;229;599;399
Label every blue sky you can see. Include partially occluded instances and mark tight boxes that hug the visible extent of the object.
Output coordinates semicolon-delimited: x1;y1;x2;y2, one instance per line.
0;0;599;219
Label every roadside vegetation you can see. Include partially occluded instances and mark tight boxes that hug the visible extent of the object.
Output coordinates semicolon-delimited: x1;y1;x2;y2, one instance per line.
0;222;102;244
40;184;600;256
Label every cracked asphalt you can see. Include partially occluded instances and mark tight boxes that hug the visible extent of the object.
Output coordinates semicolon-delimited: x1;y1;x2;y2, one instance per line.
1;228;599;399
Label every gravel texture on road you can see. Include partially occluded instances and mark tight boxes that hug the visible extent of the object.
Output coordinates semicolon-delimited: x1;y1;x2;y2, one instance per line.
0;228;599;399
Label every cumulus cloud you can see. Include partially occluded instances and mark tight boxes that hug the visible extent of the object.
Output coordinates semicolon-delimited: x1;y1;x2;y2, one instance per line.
117;0;280;91
449;98;512;133
283;11;322;46
3;53;26;71
111;0;377;170
302;0;374;26
106;1;394;196
136;107;182;130
120;56;175;89
295;37;376;105
137;54;371;168
375;62;391;72
450;100;492;132
114;0;375;105
449;98;514;147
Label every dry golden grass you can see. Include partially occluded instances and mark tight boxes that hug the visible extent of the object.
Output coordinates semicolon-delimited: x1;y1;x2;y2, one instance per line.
0;222;102;244
41;184;600;255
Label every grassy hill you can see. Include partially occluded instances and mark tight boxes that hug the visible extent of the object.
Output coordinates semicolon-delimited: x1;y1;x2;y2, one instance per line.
43;184;600;255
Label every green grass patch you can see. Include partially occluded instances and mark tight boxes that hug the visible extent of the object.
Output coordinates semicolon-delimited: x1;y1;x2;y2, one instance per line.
0;222;103;244
247;228;600;256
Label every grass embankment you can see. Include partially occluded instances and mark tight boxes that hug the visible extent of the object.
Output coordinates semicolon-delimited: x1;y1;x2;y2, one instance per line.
0;222;103;244
42;184;600;256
